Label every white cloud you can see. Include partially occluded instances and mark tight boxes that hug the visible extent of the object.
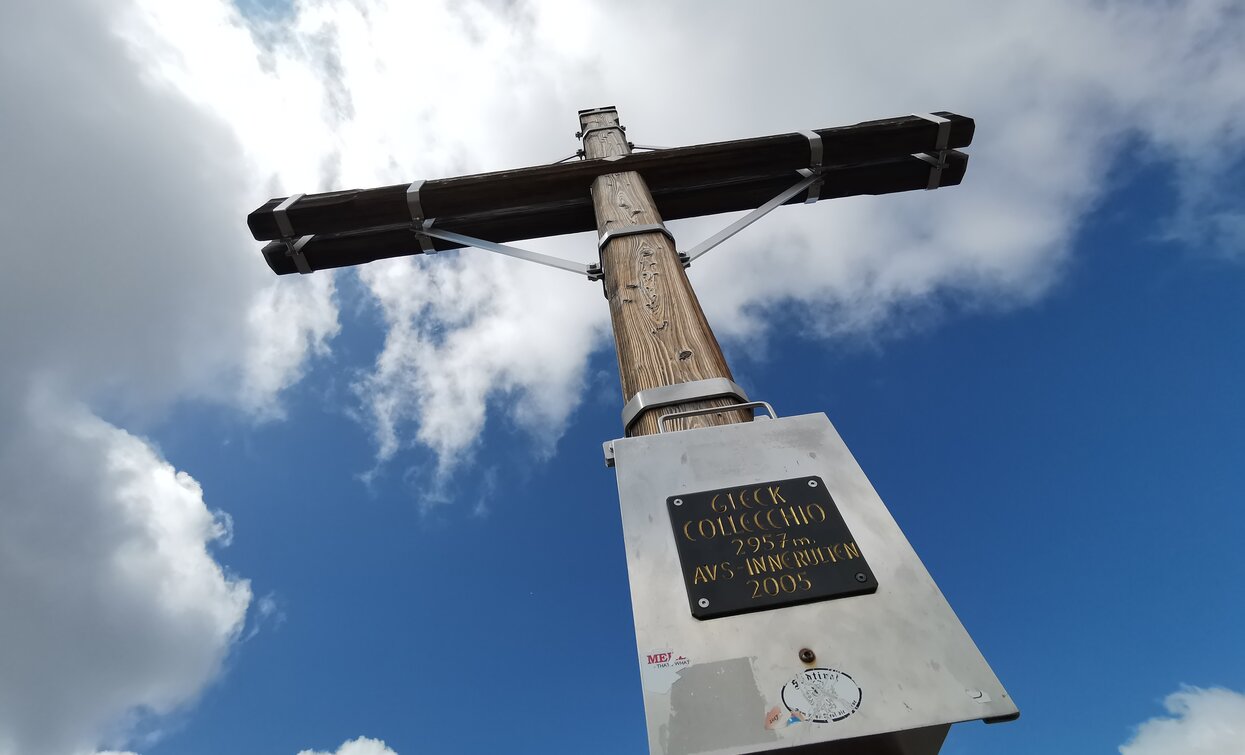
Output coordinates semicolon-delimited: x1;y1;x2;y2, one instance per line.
0;0;341;750
0;390;250;755
1120;686;1245;755
298;736;399;755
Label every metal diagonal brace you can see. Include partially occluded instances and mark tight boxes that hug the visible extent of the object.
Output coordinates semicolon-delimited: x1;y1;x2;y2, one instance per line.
682;170;823;265
417;225;601;281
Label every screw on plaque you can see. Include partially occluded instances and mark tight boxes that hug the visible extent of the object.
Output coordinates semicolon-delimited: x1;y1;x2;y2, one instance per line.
798;648;816;663
855;572;868;583
808;479;819;487
697;598;710;608
673;498;683;506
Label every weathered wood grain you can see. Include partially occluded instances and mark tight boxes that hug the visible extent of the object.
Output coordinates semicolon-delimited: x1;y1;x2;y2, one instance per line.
582;108;751;436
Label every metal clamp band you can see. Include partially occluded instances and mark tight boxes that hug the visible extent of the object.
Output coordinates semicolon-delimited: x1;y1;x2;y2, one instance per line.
912;113;951;190
406;180;436;253
799;130;824;203
285;235;313;274
580;124;625;140
622;378;749;433
598;222;675;250
658;400;777;433
273;193;304;238
577;106;617;117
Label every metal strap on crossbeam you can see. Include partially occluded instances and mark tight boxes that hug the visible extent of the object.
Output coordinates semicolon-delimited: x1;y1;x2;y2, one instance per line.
799;131;824;203
406;180;437;253
682;170;823;265
272;193;303;238
621;377;750;434
912;113;952;190
273;193;315;274
414;225;600;280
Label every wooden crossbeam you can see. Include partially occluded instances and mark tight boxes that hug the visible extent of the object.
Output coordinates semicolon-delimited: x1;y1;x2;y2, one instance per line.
260;150;968;275
248;112;973;274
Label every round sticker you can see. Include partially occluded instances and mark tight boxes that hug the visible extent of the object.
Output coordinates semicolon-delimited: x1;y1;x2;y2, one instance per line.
781;667;862;723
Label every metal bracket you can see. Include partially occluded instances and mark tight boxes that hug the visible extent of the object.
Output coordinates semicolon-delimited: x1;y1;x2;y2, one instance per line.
598;222;675;250
406;180;437;253
285;235;314;274
552;151;585;164
622;378;749;434
911;113;951;190
682;170;823;265
799;131;824;203
658;400;778;433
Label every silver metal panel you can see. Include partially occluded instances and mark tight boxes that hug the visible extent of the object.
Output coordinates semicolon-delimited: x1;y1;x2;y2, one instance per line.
610;413;1016;755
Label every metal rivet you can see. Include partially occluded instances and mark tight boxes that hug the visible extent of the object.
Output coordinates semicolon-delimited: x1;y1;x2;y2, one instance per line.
674;498;683;506
855;572;868;583
808;479;818;487
798;648;816;663
697;598;709;608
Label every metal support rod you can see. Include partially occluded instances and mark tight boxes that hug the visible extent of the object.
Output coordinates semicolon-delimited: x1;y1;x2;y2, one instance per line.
682;171;823;264
419;226;594;278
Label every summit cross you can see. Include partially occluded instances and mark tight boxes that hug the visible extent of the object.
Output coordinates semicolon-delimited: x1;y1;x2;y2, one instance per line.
247;107;973;436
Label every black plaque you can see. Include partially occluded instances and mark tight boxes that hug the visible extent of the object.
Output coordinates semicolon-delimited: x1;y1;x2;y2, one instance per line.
667;476;878;620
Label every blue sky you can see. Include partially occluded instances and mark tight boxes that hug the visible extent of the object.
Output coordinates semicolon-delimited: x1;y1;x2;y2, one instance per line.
1;2;1244;755
143;153;1245;755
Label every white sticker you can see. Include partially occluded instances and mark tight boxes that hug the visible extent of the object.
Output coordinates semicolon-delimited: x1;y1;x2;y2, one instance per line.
780;667;862;723
639;648;691;694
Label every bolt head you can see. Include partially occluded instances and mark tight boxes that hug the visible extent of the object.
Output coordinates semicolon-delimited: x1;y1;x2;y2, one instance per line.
798;648;816;663
697;598;709;608
673;498;683;506
855;572;868;583
808;479;818;487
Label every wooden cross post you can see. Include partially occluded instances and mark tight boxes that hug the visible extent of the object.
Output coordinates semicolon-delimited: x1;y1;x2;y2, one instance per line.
247;107;973;437
579;106;748;436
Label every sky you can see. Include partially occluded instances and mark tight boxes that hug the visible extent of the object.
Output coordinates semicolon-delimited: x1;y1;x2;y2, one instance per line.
0;1;1243;754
